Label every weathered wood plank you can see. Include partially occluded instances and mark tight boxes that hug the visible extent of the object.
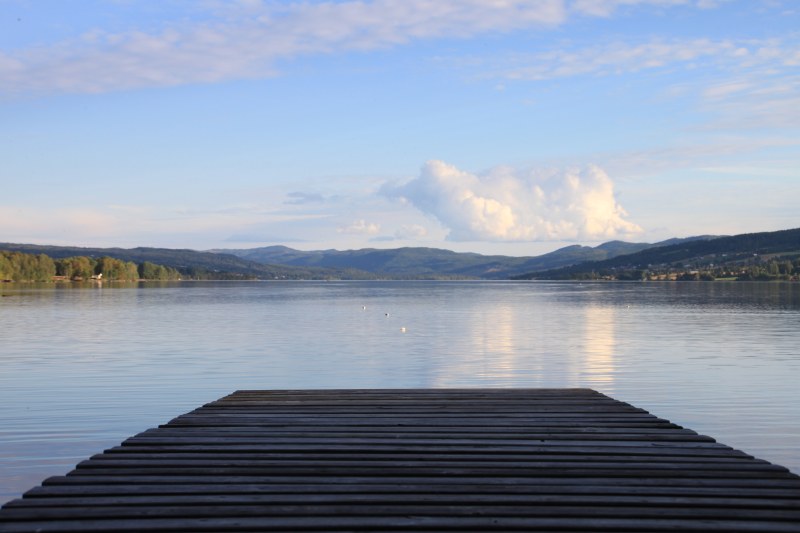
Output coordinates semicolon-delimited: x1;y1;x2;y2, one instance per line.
80;455;768;467
39;473;800;489
61;466;796;479
12;493;800;509
23;481;800;499
5;501;800;521
3;516;800;533
130;425;692;436
95;446;766;464
123;435;719;446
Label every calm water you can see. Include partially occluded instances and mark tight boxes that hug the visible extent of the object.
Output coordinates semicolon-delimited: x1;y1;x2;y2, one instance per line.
1;280;799;503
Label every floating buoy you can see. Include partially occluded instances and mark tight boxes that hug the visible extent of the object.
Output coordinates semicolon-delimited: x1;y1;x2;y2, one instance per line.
400;327;407;333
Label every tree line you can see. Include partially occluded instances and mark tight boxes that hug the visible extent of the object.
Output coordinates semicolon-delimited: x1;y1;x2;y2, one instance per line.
0;251;181;282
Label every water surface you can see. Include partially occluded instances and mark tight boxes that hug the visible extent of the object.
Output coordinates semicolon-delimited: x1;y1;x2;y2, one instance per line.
1;281;799;503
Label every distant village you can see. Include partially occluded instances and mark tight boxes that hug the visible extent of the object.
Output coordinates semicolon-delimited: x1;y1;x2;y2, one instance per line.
573;255;799;282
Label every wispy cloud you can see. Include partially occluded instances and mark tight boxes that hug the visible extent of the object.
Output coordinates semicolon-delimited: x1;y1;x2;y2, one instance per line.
224;233;308;244
395;224;429;240
284;192;326;205
568;0;721;17
482;33;800;133
602;136;800;178
699;73;800;130
497;37;799;81
0;0;723;96
0;201;330;248
382;160;641;242
338;219;381;236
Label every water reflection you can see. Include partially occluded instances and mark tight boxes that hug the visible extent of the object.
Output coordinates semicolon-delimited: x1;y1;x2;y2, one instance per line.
580;304;616;390
469;303;517;381
429;301;519;386
429;290;618;389
1;281;799;504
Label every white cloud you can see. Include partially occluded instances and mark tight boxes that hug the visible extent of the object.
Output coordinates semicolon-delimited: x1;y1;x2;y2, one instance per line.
0;0;726;96
382;160;641;242
489;34;800;130
569;0;692;18
502;38;766;81
284;192;325;205
568;0;733;17
338;219;381;235
395;224;428;239
702;80;754;100
0;1;565;95
698;69;800;130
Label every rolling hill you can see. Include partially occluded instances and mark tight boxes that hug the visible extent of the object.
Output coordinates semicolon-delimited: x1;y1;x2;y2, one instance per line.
1;233;740;280
215;236;713;279
514;227;800;280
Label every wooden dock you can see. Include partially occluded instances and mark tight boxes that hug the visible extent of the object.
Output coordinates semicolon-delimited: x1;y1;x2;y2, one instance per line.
2;388;800;532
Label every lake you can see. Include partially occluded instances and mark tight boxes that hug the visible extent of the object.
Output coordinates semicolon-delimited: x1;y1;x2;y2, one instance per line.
1;280;799;503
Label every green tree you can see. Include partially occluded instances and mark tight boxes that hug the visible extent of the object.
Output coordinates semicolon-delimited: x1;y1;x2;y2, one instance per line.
96;256;127;280
30;254;55;281
0;252;12;281
139;261;162;280
55;256;96;280
0;252;55;281
125;261;139;280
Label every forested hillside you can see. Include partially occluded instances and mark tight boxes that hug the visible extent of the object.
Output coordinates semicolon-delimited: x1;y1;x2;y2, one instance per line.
516;228;800;281
0;244;375;281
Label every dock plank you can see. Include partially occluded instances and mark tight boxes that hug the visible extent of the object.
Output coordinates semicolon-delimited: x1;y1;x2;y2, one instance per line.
2;388;800;532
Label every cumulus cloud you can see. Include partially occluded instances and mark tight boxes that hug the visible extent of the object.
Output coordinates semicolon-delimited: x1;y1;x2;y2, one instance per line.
382;160;641;242
0;0;723;96
338;219;381;235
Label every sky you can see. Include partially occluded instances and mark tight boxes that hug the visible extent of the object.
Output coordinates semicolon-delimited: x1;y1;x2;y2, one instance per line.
1;0;798;256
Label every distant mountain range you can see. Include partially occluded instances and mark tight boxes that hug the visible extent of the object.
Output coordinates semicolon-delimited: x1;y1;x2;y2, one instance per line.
4;228;797;280
215;236;715;279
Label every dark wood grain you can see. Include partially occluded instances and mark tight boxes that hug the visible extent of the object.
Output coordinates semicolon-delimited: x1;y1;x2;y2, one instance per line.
2;388;799;532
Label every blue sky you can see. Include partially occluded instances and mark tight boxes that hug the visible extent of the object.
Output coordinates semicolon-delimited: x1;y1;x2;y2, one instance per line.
1;0;798;256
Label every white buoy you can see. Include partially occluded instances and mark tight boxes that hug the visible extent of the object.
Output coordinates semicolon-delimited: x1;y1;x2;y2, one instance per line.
400;327;407;333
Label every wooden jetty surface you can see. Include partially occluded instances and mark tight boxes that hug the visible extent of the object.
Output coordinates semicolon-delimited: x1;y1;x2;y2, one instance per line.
2;388;800;532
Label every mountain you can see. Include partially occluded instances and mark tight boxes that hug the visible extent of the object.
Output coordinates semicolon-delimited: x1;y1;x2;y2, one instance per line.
215;236;713;279
1;233;726;281
515;228;800;280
